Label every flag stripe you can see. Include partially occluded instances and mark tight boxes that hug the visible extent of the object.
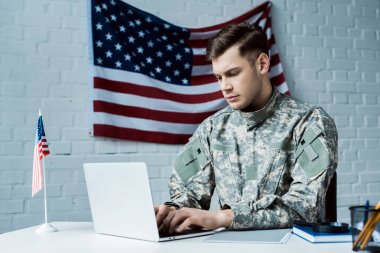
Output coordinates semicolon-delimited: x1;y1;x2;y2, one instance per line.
94;77;223;104
94;124;191;144
93;112;198;134
193;55;209;66
191;65;213;76
32;145;43;196
271;73;286;87
188;1;269;33
270;61;283;78
187;39;209;49
271;54;280;67
190;74;218;85
188;12;267;43
276;82;290;95
94;88;227;114
94;100;217;124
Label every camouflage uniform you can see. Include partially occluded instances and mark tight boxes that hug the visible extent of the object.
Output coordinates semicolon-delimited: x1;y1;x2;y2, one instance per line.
169;88;338;230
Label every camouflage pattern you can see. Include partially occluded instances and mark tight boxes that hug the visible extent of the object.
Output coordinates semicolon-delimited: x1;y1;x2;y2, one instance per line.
169;88;338;230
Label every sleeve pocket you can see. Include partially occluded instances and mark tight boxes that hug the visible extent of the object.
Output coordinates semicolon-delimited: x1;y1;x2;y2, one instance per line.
295;125;329;179
174;136;210;183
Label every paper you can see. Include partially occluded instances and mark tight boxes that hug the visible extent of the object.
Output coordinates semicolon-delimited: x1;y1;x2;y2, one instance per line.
203;228;292;244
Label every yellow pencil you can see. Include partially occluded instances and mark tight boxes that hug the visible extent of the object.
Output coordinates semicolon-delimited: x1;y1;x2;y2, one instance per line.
359;211;380;250
353;202;380;251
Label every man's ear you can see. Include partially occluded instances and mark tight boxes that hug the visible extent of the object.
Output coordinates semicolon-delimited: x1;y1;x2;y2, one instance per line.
257;53;270;74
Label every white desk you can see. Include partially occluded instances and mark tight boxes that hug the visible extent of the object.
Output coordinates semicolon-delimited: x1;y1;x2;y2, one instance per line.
0;222;353;253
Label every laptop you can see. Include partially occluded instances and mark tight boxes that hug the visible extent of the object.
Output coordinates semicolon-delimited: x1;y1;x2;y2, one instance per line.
83;162;215;242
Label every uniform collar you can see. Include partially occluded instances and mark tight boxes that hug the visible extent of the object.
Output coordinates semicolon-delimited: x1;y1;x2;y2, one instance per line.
239;87;279;128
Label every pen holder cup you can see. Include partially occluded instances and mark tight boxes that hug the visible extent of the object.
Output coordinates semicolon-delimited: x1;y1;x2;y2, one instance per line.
350;205;380;252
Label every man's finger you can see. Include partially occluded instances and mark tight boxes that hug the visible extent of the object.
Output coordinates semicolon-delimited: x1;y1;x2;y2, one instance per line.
169;209;189;233
177;218;192;233
156;204;169;226
161;209;175;232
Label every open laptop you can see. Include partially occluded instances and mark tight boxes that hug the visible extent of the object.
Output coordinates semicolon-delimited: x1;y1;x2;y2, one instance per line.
83;162;215;242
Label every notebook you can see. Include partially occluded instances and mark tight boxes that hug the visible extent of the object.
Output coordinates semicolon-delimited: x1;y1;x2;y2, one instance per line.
204;228;292;244
83;162;214;242
292;224;352;243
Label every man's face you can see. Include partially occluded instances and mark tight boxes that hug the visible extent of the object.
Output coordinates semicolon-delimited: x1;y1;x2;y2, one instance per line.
212;45;268;112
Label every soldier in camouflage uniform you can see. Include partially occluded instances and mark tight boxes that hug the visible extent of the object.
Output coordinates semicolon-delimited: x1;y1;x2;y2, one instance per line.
155;23;338;233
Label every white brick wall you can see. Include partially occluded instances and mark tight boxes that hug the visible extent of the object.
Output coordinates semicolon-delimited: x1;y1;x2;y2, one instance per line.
0;0;379;232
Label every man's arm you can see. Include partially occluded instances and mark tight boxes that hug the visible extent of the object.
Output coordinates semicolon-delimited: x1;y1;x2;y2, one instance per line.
230;108;338;229
156;121;220;232
168;117;216;209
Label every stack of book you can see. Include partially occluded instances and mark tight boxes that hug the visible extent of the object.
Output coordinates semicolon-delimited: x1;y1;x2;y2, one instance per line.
292;224;351;243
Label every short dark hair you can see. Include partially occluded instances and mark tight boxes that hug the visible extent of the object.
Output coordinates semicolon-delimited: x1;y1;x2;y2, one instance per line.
206;23;269;65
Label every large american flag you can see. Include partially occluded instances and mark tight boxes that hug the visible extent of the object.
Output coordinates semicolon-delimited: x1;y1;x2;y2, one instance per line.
88;0;288;144
32;113;50;197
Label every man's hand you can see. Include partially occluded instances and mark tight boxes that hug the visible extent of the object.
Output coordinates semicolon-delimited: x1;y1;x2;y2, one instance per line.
154;204;177;231
160;207;234;234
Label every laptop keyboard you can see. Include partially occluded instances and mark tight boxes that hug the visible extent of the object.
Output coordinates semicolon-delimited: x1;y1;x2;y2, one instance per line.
159;228;211;238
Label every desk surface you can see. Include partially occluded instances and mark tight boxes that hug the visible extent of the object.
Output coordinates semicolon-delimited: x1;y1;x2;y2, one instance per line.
0;222;353;253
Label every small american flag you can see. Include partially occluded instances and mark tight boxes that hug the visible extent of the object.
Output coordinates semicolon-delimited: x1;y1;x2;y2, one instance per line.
32;113;50;197
88;0;289;144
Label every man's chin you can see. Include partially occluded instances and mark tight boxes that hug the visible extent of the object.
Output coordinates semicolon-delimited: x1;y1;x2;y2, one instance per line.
228;103;242;111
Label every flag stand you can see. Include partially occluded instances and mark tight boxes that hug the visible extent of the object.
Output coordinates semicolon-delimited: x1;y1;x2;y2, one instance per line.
35;158;58;233
34;110;58;234
35;222;58;233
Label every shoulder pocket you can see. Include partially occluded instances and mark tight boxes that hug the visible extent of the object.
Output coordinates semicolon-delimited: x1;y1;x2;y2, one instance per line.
295;125;329;178
174;136;210;183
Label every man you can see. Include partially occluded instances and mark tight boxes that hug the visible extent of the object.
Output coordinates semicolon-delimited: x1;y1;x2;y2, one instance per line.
155;23;338;234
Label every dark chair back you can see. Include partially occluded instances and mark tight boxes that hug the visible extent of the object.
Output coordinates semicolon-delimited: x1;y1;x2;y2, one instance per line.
325;172;337;222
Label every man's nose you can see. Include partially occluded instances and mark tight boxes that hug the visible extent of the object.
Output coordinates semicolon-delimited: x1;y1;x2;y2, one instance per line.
220;78;232;92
